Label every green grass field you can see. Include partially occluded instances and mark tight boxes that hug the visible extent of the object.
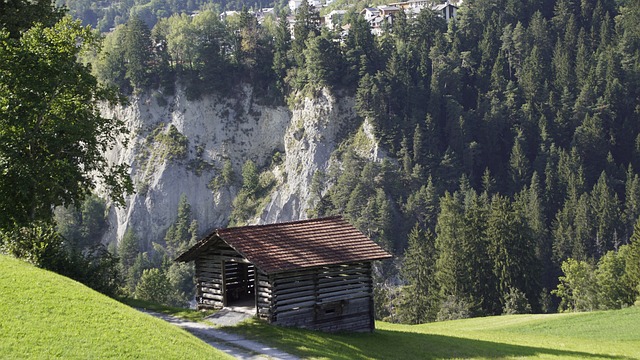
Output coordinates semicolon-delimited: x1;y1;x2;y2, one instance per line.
0;255;232;359
225;306;640;359
3;253;639;359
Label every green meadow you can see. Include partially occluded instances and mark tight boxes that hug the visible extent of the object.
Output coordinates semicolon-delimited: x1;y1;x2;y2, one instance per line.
0;255;231;359
225;307;640;359
3;253;639;359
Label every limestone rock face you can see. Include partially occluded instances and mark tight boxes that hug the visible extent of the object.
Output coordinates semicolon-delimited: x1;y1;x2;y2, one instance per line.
99;87;365;248
259;88;358;223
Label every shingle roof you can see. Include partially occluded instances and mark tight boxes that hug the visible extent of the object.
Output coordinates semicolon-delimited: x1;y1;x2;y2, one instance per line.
175;216;392;274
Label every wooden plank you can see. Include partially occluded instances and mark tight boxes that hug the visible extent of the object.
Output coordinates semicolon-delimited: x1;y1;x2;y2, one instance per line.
201;288;222;296
257;291;272;299
274;284;314;296
273;300;316;313
273;273;315;285
273;279;314;291
199;280;223;287
318;279;370;290
273;288;315;300
274;294;316;307
317;276;366;284
201;292;224;301
221;259;227;306
221;256;251;264
318;284;370;297
319;292;370;304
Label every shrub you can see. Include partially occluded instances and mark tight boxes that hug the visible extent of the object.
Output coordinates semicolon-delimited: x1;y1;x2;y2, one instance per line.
0;222;122;297
596;246;636;310
136;268;173;305
502;287;532;315
437;295;472;321
552;258;598;312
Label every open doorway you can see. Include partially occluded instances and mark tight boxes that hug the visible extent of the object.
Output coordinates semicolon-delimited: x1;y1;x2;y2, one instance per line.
223;261;255;314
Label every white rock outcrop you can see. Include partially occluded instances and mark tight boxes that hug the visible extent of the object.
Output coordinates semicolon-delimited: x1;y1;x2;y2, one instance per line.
99;86;360;248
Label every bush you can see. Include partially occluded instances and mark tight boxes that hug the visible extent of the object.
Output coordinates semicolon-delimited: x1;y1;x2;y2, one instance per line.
0;221;68;270
136;268;186;307
0;222;122;297
596;246;636;310
553;249;637;313
552;258;598;312
502;287;532;315
436;295;472;321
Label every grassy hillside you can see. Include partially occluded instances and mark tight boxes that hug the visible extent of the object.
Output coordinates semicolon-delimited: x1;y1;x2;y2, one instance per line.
227;308;640;359
0;255;231;359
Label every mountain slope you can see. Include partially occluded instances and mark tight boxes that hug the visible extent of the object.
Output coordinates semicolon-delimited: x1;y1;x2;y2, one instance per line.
0;255;231;359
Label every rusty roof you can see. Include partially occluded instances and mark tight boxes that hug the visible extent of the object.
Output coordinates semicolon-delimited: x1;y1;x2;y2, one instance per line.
175;216;392;274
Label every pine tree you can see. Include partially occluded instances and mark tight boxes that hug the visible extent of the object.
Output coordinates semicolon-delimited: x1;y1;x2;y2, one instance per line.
165;194;196;257
272;11;291;96
461;190;497;315
291;0;319;68
124;15;153;90
119;229;140;271
435;192;466;299
399;224;438;323
623;165;640;242
509;130;531;193
404;176;439;230
487;195;540;312
591;171;620;257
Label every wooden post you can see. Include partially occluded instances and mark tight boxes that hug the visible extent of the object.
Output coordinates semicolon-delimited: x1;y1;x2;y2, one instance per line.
254;272;259;316
221;260;227;307
366;262;375;331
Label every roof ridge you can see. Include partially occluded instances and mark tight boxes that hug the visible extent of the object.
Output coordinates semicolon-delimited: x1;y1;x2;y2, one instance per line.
216;216;344;233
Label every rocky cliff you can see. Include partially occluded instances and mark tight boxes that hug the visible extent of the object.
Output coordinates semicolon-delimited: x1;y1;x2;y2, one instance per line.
100;86;379;247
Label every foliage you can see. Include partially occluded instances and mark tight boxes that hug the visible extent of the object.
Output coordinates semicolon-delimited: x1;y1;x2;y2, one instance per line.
229;160;276;225
124;15;154;91
397;225;438;324
0;255;231;359
0;221;68;270
54;194;108;250
0;16;132;230
553;258;599;312
436;295;472;321
502;287;532;315
596;246;636;310
0;220;121;296
135;268;184;307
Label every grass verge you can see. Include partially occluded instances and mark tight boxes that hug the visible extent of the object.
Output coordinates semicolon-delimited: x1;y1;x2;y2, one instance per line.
118;297;217;323
0;255;231;359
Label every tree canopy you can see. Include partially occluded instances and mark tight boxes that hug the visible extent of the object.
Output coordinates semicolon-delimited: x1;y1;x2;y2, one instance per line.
0;13;132;230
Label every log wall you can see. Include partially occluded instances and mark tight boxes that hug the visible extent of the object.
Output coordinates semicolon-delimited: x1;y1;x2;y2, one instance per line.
270;262;374;332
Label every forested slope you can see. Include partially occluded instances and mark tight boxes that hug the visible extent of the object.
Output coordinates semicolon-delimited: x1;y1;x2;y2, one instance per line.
79;0;640;322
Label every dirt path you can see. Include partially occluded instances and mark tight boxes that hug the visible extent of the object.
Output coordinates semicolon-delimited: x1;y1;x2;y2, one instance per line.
139;310;301;360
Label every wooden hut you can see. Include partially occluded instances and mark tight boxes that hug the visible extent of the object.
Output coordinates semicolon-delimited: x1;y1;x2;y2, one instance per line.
175;216;392;332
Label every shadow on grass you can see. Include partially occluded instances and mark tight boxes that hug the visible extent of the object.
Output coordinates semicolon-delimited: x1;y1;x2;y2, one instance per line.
226;321;633;360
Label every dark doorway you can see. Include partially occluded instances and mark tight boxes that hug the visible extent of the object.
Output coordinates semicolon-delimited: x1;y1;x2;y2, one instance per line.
223;261;255;311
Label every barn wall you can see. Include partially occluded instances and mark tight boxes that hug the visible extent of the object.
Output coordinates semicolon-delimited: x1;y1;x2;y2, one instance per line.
195;247;224;310
195;242;252;310
256;270;272;320
271;262;374;332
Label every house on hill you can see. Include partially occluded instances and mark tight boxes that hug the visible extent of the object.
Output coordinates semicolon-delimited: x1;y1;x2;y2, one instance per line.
175;216;392;332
